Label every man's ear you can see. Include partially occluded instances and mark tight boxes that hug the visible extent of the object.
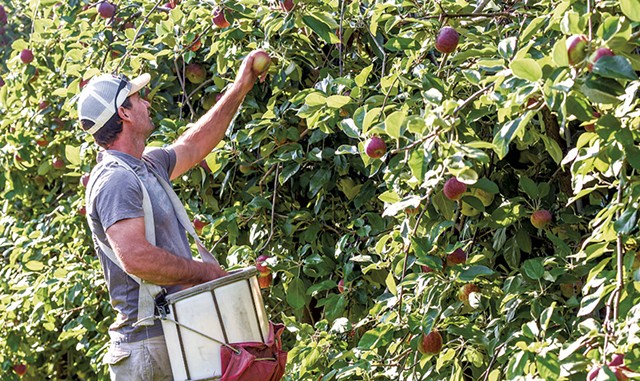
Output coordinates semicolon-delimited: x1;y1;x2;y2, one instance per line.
117;105;130;121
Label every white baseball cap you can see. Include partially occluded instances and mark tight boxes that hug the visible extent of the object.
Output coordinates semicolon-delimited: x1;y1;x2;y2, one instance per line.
77;73;150;134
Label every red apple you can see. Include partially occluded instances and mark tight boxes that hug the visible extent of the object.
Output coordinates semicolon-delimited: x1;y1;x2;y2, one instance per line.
213;8;230;28
258;272;272;289
587;365;629;381
531;209;552;229
252;51;271;75
186;63;206;84
405;206;419;215
446;248;467;267
0;76;4;88
36;138;48;147
417;330;442;355
20;49;34;64
364;136;386;159
13;364;27;376
256;255;270;273
163;2;175;9
435;26;459;54
337;279;345;293
588;47;614;71
200;160;211;173
566;34;589;66
280;0;294;12
584;111;600;132
609;354;625;367
421;265;433;273
97;1;116;19
52;157;65;169
443;177;466;200
80;173;90;187
0;5;7;25
79;78;90;89
78;206;87;216
458;284;480;304
193;218;209;234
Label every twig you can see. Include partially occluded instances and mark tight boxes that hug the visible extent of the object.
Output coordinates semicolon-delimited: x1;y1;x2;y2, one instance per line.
339;0;345;77
389;129;439;155
117;0;165;73
453;83;493;115
174;58;196;119
258;164;280;252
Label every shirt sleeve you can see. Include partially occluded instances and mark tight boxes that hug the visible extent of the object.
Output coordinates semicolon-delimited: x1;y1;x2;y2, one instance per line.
92;167;145;231
142;146;177;182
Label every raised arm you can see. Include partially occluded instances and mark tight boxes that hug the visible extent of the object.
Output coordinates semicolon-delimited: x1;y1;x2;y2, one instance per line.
169;50;266;180
106;217;226;285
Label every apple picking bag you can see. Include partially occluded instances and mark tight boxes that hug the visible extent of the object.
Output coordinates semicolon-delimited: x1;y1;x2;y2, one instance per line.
219;322;287;381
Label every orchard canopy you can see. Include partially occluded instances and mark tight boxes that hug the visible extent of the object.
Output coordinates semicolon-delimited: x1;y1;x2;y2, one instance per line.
1;0;640;379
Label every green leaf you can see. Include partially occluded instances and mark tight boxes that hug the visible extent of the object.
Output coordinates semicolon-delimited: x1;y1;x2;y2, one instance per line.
592;56;639;81
308;169;330;197
338;119;360;139
385;272;397;295
305;92;326;106
326;95;351;109
515;229;532;253
458;266;494;281
384;111;405;139
620;0;640;21
523;258;544;279
552;38;569;67
519;176;539;199
408;149;430;182
624;144;640;170
580;76;624;105
510;58;542;82
614;208;637;235
492;114;531;159
286;278;307;309
65;145;81;166
279;163;301;185
355;65;373;87
302;15;340;44
432;191;455;221
24;261;44;271
537;353;561;381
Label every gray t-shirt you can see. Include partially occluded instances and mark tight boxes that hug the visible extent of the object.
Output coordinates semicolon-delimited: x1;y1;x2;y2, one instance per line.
87;148;191;343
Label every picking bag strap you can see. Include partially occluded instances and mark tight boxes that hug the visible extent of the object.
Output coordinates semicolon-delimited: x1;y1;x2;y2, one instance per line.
86;155;163;327
149;170;219;265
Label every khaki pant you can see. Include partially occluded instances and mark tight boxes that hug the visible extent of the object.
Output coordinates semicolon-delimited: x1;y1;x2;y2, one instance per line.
104;336;173;381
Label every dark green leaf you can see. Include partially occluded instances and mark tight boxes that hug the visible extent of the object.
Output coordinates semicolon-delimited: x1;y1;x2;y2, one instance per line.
592;56;638;81
614;208;638;235
286;278;307;309
523;258;544;279
458;266;495;281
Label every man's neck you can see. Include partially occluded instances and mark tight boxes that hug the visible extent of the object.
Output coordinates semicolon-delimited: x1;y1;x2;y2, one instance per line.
108;126;146;159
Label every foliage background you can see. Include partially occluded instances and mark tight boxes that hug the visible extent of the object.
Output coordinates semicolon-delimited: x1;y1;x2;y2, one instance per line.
0;0;639;379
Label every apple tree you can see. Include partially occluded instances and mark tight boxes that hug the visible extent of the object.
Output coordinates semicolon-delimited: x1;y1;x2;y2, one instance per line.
0;0;639;380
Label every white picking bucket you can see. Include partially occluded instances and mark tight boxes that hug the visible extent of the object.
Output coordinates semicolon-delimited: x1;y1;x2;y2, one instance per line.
160;267;270;381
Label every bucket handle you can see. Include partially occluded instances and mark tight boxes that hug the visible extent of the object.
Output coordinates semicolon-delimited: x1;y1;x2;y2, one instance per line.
137;316;242;355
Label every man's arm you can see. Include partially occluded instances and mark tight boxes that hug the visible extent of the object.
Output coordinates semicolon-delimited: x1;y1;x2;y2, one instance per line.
106;217;226;285
169;50;265;180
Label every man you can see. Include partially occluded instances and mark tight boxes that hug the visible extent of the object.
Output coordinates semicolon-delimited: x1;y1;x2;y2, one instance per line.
77;50;265;380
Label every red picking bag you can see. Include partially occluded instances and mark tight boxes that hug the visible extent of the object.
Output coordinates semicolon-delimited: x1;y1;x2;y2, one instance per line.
220;322;287;381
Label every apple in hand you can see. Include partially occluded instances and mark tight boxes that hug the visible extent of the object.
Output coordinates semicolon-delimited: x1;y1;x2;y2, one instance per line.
566;34;589;66
530;209;552;229
97;1;116;19
417;330;442;355
364;136;386;159
213;8;230;28
443;177;466;201
435;26;459;53
252;51;271;75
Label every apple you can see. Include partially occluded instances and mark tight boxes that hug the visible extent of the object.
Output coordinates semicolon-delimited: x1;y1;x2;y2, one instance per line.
186;63;206;84
193;218;209;234
531;209;552;229
97;1;116;19
421;265;433;273
337;279;345;293
584;111;600;132
443;177;466;201
559;281;583;298
213;8;230;28
460;188;495;217
20;49;34;64
280;0;294;12
609;354;625;367
252;51;271;75
0;5;7;25
525;97;540;109
13;364;27;376
52;157;65;169
78;206;87;216
458;283;480;304
258;272;272;289
435;26;459;54
446;248;467;267
80;173;90;187
364;136;386;159
588;47;614;71
202;93;217;110
587;365;629;381
163;2;176;9
256;255;270;273
79;78;90;90
417;330;442;355
566;34;589;66
36;138;48;147
200;160;211;173
190;35;201;52
0;76;4;88
405;206;420;215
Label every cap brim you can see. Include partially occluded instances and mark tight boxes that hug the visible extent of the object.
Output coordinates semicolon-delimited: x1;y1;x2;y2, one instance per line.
129;73;150;95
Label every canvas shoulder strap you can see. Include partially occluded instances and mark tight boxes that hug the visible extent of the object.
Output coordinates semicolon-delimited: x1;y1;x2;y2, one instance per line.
86;154;163;327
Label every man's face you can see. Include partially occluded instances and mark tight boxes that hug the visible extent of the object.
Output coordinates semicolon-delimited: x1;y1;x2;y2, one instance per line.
127;92;155;136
